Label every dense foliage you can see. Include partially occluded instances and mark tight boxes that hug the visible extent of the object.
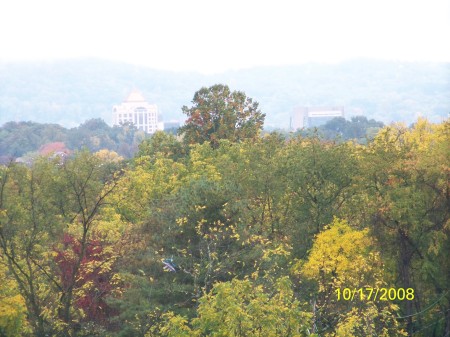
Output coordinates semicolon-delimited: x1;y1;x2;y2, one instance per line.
0;107;448;335
0;115;383;164
304;115;384;143
0;119;146;162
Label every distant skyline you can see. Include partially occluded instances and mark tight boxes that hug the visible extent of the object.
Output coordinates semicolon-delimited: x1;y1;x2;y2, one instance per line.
1;0;450;74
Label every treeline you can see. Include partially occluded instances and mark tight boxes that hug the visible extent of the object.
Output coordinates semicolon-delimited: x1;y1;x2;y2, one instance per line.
0;115;384;164
0;84;449;336
0;119;147;162
293;115;384;143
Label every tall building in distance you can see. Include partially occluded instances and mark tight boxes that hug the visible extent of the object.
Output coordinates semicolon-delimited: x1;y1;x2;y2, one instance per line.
112;90;161;134
291;106;344;130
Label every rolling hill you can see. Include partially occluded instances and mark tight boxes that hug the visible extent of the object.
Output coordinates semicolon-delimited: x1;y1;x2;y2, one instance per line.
0;58;448;128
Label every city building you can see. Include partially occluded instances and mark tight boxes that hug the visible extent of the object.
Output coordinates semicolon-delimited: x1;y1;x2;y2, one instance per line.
112;90;161;134
291;106;344;130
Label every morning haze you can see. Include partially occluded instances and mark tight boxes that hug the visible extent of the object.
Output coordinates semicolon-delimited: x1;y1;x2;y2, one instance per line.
0;58;448;129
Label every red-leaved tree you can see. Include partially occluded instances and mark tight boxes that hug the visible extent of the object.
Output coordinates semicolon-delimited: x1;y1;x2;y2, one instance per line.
54;233;119;326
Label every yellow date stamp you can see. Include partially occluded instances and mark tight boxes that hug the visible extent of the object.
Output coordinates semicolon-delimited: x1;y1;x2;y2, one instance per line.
335;287;414;301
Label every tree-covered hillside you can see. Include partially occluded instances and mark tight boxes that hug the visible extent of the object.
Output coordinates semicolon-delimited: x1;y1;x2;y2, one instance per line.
0;59;448;128
0;119;147;162
0;117;449;336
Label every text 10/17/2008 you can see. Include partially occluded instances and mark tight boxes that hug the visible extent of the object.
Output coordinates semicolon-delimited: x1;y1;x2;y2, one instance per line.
335;288;414;301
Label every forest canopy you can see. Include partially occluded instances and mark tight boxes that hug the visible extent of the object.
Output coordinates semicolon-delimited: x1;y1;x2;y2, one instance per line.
0;114;384;164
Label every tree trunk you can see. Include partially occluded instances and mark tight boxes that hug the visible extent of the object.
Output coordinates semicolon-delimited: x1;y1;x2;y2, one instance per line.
398;228;414;336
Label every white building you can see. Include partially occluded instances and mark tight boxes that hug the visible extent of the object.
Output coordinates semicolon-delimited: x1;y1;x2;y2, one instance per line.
112;91;161;134
291;106;344;130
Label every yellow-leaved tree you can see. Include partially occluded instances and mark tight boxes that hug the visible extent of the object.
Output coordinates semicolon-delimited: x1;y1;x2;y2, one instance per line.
151;277;313;337
0;260;28;336
295;218;406;337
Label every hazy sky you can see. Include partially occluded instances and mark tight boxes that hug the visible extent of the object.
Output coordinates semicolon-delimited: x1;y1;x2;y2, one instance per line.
1;0;449;73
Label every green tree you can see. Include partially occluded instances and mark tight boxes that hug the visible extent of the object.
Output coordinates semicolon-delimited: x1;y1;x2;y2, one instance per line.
299;116;384;143
0;159;62;336
137;131;186;162
155;277;312;337
361;119;450;336
282;135;359;258
178;84;265;148
0;121;67;158
0;151;124;336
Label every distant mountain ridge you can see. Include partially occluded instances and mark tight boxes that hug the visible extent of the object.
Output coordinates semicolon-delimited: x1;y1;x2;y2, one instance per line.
0;58;448;128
